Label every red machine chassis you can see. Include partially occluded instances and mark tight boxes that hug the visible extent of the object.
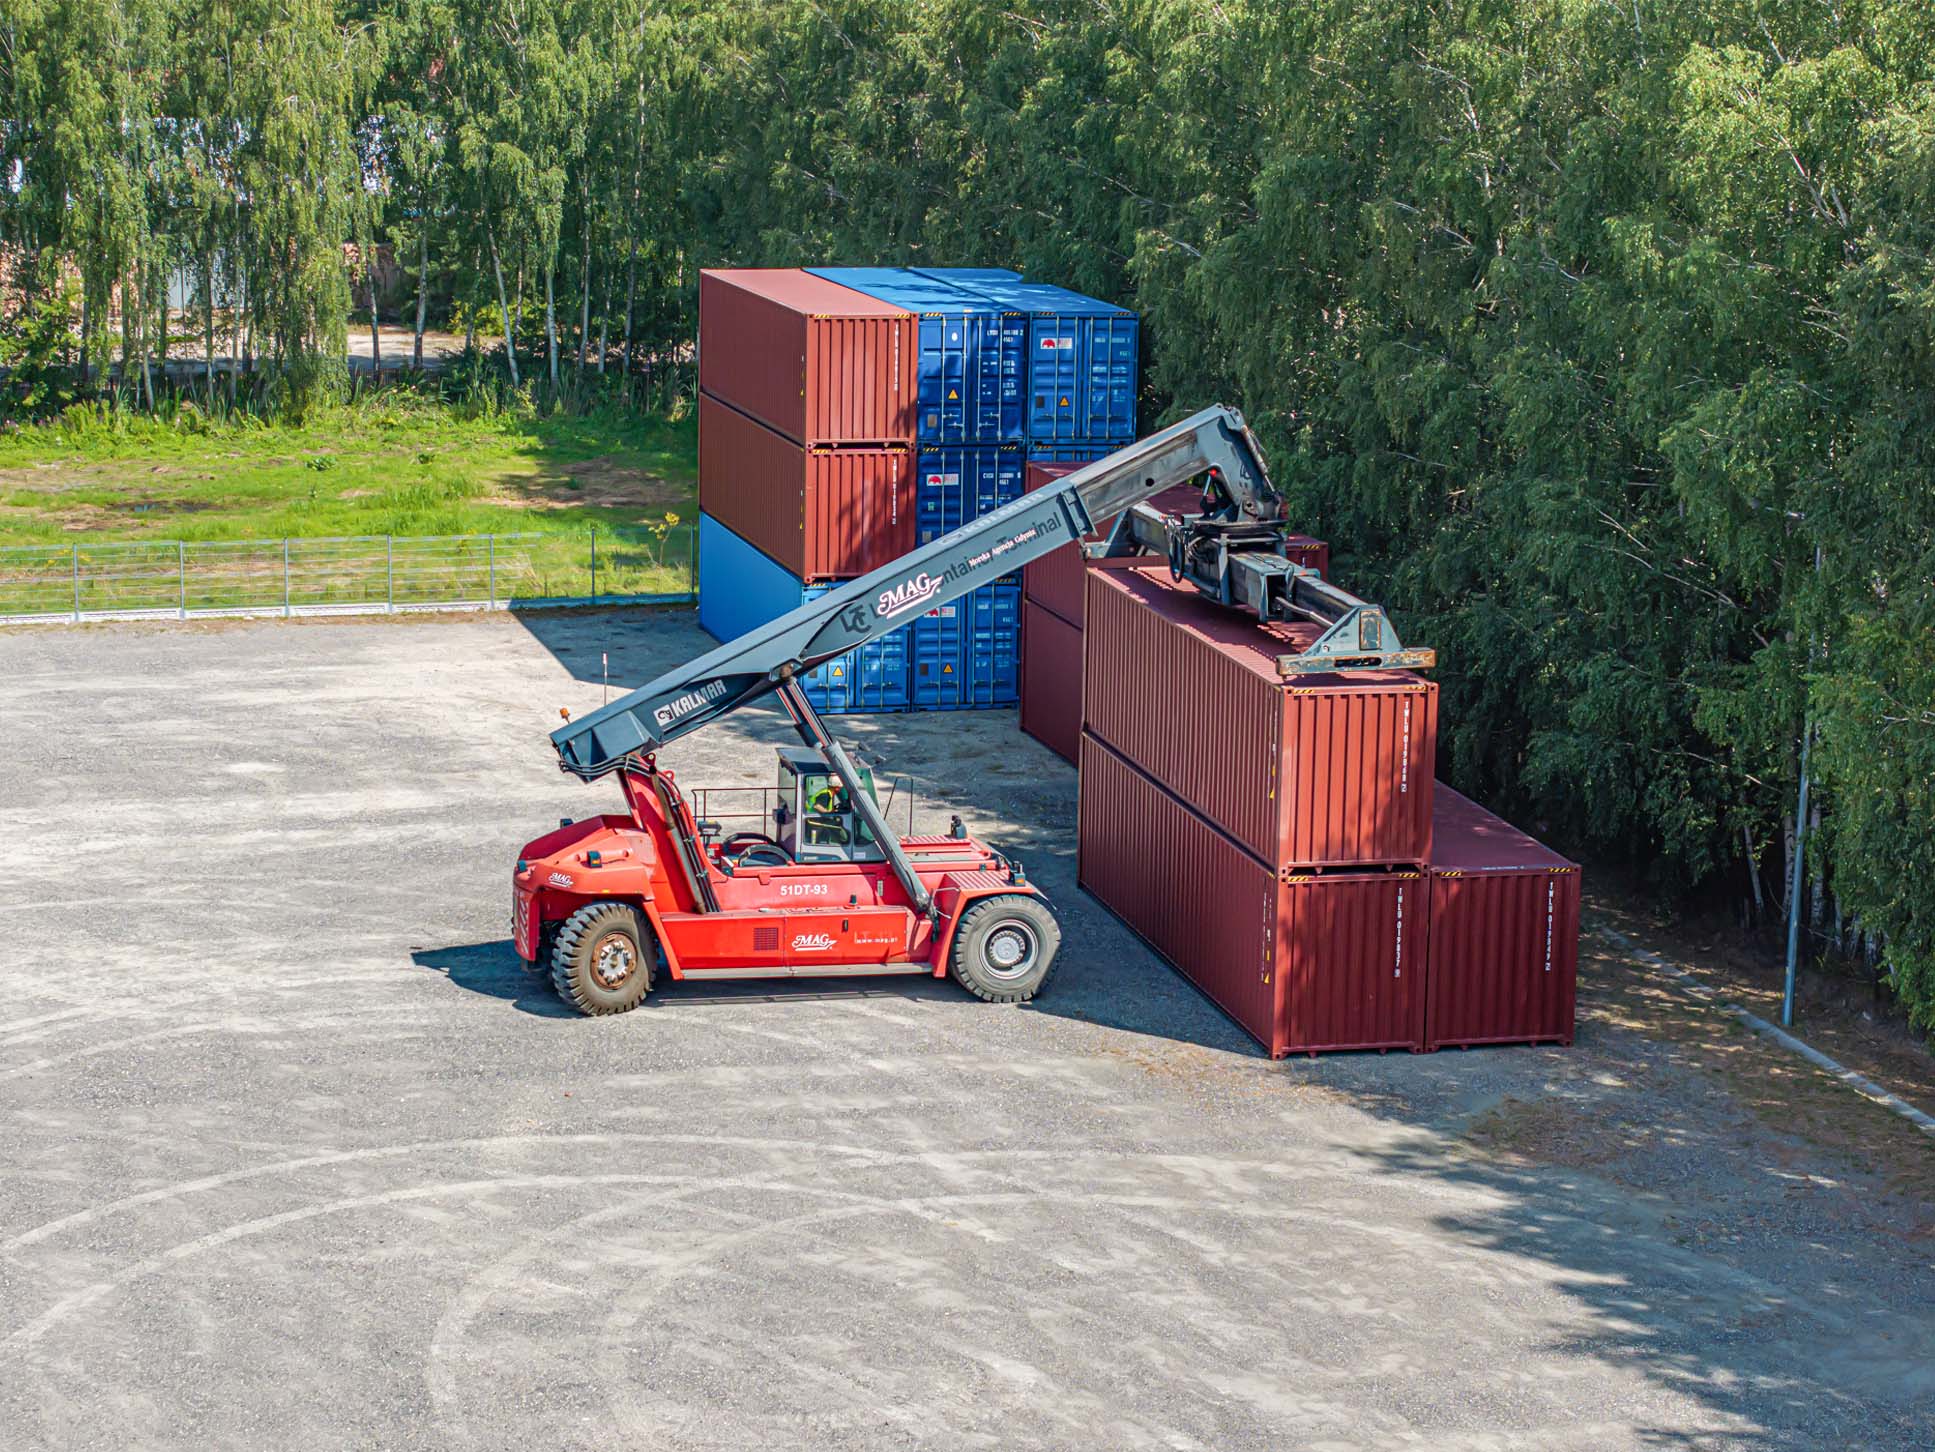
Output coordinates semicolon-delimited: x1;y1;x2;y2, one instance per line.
512;766;1035;982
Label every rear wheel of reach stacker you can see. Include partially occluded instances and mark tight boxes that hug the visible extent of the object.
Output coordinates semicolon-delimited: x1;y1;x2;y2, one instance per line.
550;902;654;1016
948;895;1061;1004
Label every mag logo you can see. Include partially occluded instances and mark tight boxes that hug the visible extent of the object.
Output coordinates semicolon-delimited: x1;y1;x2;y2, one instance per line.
1039;335;1074;351
875;572;944;618
791;933;837;953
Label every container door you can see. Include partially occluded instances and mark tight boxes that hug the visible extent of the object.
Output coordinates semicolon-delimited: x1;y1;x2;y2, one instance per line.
1027;317;1081;441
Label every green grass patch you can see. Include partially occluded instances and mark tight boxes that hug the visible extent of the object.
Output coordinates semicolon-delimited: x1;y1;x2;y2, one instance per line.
0;395;699;600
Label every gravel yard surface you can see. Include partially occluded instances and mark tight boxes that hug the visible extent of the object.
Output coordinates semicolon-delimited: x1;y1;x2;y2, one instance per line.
1;609;1930;1450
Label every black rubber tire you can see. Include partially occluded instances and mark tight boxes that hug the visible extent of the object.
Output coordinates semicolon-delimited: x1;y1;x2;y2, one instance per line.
948;894;1061;1003
521;920;560;980
550;902;654;1016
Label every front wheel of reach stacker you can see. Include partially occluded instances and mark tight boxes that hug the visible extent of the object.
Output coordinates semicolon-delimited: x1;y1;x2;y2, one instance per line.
949;895;1061;1004
550;902;654;1016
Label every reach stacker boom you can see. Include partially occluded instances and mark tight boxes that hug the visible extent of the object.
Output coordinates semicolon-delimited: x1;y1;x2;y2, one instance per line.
513;405;1433;1014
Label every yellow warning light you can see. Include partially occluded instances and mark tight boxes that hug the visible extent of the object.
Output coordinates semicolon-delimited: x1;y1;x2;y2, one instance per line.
559;707;571;720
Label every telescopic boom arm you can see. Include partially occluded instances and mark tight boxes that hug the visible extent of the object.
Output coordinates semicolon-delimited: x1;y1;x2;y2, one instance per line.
551;405;1430;783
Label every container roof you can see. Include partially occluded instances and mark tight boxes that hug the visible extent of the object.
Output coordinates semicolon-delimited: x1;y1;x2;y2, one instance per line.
807;267;1006;314
922;271;1133;317
701;268;912;318
1091;564;1424;691
1429;784;1575;872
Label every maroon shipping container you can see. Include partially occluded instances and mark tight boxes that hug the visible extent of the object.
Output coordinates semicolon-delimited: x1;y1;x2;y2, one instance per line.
1083;565;1437;869
1079;733;1426;1057
699;394;913;580
1021;461;1329;627
698;269;915;445
1020;600;1082;764
1426;785;1580;1049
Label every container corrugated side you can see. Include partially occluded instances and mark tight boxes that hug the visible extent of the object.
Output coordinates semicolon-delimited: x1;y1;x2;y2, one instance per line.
1021;602;1083;764
698;269;914;445
808;269;1026;443
1082;564;1436;868
911;578;1022;709
1078;732;1280;1052
696;513;909;712
1425;785;1580;1049
699;394;913;581
921;276;1138;442
1022;462;1328;627
1277;870;1428;1054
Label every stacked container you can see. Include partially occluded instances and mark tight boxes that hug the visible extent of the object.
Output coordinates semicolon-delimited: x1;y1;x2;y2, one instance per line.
1077;563;1439;1057
1425;786;1581;1049
696;265;1138;715
805;267;1140;710
1020;460;1329;765
696;268;919;712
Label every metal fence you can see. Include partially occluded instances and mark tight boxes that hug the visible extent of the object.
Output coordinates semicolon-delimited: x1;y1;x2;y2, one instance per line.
0;527;697;624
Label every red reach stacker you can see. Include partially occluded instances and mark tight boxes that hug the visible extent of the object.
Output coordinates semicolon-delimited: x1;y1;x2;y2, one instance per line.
512;406;1434;1015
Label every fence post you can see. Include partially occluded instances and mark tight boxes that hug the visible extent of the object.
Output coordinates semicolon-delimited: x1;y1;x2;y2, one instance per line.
688;523;698;599
386;535;394;613
590;529;598;604
71;545;80;621
282;538;291;617
178;541;186;618
488;534;496;609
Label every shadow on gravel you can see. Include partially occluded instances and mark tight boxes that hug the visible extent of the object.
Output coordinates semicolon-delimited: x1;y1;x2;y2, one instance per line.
414;936;961;1013
513;603;710;691
1295;933;1935;1451
410;940;576;1018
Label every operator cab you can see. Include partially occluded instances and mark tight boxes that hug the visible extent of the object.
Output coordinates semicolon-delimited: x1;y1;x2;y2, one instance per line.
773;746;885;863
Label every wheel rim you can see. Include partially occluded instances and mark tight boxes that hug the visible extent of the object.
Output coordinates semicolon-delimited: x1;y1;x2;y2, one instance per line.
590;931;636;990
981;918;1040;982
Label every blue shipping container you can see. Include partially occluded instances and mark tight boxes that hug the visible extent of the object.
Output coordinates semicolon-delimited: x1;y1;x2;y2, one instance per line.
914;267;1024;288
697;513;910;713
909;442;1026;710
916;272;1138;445
808;267;1026;445
914;442;1025;539
911;577;1022;709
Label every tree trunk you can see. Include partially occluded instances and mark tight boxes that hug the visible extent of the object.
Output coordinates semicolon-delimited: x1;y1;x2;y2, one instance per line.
366;248;383;380
620;238;637;376
544;262;559;387
78;289;90;389
413;225;428;371
151;263;168;386
576;208;591;374
204;253;216;399
1808;799;1824;927
487;222;520;387
1743;824;1765;921
596;260;612;376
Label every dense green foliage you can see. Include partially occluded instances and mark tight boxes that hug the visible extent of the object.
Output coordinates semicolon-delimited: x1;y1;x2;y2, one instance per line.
2;0;1932;1024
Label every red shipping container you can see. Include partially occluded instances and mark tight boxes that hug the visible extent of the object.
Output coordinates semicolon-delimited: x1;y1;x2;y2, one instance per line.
1083;565;1436;869
1020;600;1082;764
698;269;915;445
1078;733;1426;1057
1426;785;1580;1049
699;394;913;580
1021;461;1329;627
